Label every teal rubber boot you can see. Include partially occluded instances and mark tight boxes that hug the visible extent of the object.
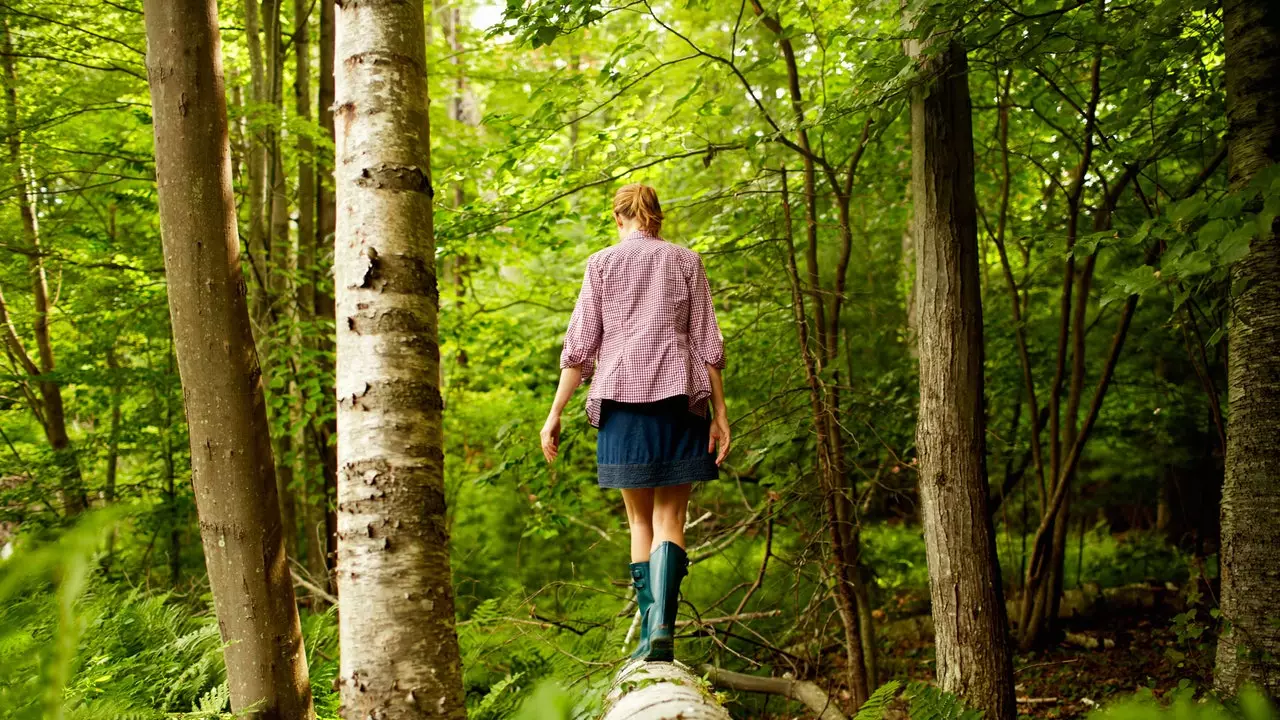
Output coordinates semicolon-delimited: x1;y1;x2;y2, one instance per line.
629;561;654;661
643;541;688;662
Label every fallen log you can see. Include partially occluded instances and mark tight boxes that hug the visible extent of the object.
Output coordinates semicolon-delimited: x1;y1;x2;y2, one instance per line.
601;660;730;720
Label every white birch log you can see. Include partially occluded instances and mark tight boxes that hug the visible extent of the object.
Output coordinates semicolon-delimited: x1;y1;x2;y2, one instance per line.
601;660;730;720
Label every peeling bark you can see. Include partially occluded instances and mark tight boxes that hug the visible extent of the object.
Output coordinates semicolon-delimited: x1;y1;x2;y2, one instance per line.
333;2;466;717
602;661;730;720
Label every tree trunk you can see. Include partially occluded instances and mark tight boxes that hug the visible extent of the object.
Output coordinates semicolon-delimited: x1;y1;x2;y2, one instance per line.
243;0;271;328
780;167;869;709
141;2;314;716
294;0;328;588
103;346;122;566
602;661;730;720
1216;0;1280;697
316;0;340;588
333;2;466;717
908;35;1016;720
165;345;182;585
0;18;88;517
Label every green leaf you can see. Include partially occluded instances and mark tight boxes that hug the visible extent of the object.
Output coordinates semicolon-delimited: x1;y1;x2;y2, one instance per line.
1219;224;1254;265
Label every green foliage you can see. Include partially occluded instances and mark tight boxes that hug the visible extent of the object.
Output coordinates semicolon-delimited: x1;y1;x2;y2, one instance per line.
0;0;1248;714
855;680;904;720
1089;684;1277;720
905;682;984;720
0;510;341;720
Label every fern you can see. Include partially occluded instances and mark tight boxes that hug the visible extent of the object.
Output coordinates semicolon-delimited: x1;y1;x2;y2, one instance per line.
854;681;904;720
472;672;526;720
196;683;229;715
904;681;984;720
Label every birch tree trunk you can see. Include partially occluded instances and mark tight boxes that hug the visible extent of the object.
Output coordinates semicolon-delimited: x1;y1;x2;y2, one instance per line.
1215;0;1280;696
333;1;466;717
142;1;314;717
908;34;1016;720
602;661;730;720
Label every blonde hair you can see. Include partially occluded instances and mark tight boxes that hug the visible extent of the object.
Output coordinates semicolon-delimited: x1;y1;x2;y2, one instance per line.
613;183;664;236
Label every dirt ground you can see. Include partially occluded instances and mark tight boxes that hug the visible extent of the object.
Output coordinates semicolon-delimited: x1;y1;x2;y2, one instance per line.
874;584;1217;719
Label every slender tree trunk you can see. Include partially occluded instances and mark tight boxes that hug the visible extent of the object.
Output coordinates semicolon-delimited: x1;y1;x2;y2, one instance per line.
1216;0;1280;696
230;75;246;182
164;364;181;585
316;0;340;588
294;0;328;588
1017;10;1106;646
1;19;88;516
444;4;472;368
908;34;1016;720
258;0;298;559
780;168;868;709
103;346;122;566
902;182;918;358
244;0;270;327
749;6;872;700
334;3;466;717
142;2;314;716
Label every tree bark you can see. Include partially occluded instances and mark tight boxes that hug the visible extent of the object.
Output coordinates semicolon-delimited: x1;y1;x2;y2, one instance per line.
908;35;1016;720
316;0;340;588
602;661;730;720
1216;0;1280;696
142;1;314;716
103;345;122;566
333;2;466;717
243;0;271;328
261;0;298;559
294;0;328;589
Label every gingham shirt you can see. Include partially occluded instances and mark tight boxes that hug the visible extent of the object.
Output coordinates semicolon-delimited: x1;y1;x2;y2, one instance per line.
560;229;726;428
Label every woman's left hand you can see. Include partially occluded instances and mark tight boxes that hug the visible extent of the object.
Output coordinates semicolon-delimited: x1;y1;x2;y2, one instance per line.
709;415;731;465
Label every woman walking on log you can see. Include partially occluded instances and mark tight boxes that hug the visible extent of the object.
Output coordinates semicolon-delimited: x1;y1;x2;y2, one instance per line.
541;183;731;662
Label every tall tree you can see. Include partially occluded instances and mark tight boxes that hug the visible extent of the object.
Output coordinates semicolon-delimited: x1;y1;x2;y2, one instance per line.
294;0;328;588
262;0;298;559
142;1;314;716
333;2;466;718
315;0;340;588
907;27;1016;720
242;0;270;324
1215;0;1280;697
0;17;87;517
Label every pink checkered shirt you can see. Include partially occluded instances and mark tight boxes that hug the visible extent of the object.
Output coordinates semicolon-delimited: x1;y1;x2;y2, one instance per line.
560;229;726;428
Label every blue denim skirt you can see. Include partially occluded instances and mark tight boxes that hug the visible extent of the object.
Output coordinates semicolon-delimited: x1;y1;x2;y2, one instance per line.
596;395;720;489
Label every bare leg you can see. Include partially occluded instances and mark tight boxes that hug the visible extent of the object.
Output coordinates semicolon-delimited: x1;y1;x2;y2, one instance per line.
621;488;655;562
651;483;693;550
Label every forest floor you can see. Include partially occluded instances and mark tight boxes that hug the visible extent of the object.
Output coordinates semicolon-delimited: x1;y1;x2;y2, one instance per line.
873;583;1217;720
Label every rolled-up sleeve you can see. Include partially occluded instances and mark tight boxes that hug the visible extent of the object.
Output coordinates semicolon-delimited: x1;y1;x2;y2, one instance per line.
560;256;603;382
687;252;726;369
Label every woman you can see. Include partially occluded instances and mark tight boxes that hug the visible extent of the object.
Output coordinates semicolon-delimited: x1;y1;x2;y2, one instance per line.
540;183;730;663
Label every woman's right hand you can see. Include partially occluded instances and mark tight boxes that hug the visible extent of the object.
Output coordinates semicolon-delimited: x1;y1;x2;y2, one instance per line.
540;413;562;463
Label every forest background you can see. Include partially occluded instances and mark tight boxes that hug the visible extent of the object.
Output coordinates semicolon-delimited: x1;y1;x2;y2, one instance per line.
0;0;1276;718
